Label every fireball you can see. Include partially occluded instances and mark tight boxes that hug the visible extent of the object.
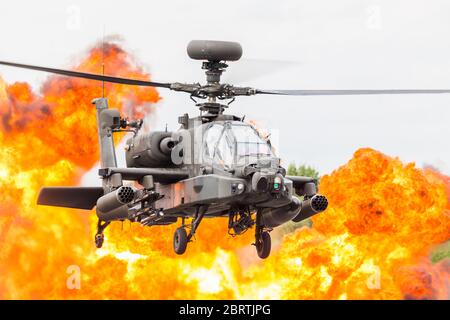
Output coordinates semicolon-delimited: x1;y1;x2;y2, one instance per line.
0;42;448;300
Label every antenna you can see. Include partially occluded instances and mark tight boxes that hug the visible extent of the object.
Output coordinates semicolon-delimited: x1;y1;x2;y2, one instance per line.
101;25;105;98
102;60;105;97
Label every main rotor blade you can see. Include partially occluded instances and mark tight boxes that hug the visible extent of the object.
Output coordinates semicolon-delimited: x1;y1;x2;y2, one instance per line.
256;89;450;95
0;60;172;88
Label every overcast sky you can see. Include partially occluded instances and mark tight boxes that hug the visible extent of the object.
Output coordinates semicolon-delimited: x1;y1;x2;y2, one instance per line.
1;0;449;179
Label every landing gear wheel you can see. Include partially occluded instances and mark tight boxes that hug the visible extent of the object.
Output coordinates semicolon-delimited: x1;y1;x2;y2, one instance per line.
256;231;271;259
95;233;104;248
173;227;188;255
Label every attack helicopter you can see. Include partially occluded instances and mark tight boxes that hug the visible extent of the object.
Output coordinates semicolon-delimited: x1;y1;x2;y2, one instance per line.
1;40;449;258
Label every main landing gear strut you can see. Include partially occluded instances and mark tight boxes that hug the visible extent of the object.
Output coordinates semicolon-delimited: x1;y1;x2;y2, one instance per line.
94;220;110;248
171;206;271;259
254;209;271;259
173;205;208;255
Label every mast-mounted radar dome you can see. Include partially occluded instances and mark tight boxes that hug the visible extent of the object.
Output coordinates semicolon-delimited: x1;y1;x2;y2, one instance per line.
187;40;242;62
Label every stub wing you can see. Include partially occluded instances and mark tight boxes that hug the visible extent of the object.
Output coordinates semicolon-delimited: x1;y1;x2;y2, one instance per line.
37;187;104;210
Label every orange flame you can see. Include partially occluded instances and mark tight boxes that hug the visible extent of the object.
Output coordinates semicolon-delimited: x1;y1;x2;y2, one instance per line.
0;43;448;300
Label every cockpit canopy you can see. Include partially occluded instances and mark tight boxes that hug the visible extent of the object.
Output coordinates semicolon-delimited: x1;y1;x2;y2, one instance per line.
202;121;273;169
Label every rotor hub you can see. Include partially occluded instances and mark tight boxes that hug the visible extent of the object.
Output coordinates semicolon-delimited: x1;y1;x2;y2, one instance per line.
196;102;228;115
202;61;228;84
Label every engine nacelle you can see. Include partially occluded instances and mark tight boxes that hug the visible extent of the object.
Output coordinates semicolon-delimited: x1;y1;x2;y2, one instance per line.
125;131;176;168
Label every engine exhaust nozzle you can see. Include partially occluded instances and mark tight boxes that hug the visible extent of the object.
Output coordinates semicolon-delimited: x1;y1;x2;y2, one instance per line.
159;137;176;155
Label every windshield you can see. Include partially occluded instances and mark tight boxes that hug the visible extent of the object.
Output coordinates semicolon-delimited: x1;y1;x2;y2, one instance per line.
231;123;273;168
215;129;234;168
203;123;223;161
202;122;273;169
232;124;272;158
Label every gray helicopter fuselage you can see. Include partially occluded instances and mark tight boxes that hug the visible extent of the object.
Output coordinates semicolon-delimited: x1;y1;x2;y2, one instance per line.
30;39;330;257
124;113;290;214
9;37;442;257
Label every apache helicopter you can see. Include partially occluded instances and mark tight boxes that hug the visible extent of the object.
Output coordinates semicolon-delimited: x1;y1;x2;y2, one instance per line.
1;40;450;259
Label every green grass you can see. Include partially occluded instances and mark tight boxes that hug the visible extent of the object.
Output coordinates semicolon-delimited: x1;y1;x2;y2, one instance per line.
430;241;450;264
